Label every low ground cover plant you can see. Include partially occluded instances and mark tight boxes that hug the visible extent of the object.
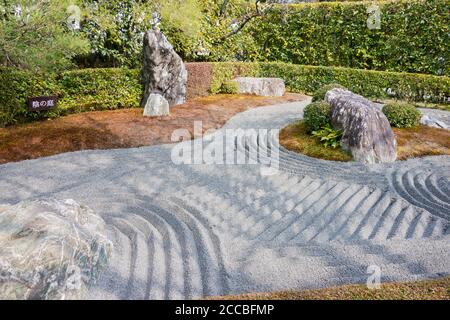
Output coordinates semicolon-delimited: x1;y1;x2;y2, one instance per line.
280;121;352;162
311;124;343;149
219;80;239;94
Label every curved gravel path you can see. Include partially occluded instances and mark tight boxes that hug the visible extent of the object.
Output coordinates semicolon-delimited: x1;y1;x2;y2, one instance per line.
0;99;449;299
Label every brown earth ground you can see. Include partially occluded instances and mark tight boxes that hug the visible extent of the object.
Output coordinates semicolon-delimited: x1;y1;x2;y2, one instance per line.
211;277;450;300
0;94;306;165
280;121;450;162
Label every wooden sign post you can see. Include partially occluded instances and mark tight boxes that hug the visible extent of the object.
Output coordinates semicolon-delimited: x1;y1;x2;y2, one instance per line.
27;96;58;112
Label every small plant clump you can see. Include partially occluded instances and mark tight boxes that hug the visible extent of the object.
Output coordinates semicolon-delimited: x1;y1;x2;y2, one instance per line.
382;102;422;128
220;80;239;94
303;101;332;132
312;83;346;102
312;124;343;149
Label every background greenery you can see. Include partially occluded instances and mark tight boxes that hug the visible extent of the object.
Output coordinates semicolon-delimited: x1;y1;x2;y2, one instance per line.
249;0;449;75
2;0;448;74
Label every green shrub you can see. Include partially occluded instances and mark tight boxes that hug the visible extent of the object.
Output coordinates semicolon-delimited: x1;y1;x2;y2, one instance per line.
303;101;332;133
250;0;449;75
312;124;343;149
382;103;422;128
312;83;346;102
220;80;239;94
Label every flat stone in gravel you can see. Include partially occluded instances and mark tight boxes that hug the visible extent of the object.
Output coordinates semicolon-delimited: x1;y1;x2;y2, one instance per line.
233;77;285;97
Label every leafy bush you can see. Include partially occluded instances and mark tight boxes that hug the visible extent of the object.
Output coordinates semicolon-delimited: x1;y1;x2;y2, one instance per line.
210;62;259;94
250;0;449;75
382;103;422;128
303;101;332;133
219;80;239;94
312;124;343;149
312;83;346;102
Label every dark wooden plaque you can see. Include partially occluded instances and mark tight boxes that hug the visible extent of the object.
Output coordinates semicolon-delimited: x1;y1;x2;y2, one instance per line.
27;96;58;111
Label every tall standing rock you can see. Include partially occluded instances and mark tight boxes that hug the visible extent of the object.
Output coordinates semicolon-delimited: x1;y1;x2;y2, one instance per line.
325;88;397;164
140;29;187;115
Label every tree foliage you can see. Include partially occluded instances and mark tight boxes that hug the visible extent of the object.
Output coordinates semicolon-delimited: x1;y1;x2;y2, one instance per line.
79;0;203;67
0;0;88;72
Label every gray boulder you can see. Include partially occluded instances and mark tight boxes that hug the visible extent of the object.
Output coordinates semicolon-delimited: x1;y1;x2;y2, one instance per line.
140;29;187;113
143;93;169;117
325;89;397;164
0;199;112;300
233;77;285;97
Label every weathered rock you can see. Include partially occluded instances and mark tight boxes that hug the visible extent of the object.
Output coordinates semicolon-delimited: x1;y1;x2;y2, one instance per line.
233;77;285;97
143;93;169;117
140;29;187;113
0;199;112;300
325;89;397;164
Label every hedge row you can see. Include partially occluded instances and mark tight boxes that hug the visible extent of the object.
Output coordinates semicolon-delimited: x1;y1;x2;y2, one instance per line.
1;62;449;127
211;62;450;103
249;0;449;75
0;68;141;127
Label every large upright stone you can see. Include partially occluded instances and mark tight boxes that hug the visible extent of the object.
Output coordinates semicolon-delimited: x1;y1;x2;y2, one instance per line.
140;29;187;115
325;89;397;164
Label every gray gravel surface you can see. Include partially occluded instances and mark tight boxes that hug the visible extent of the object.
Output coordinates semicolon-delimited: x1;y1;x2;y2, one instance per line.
0;99;449;299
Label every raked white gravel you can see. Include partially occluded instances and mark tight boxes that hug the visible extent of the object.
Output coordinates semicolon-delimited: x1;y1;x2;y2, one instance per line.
0;99;449;299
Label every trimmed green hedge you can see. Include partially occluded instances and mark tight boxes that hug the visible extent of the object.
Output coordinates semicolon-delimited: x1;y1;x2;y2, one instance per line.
1;62;449;127
0;68;61;127
211;62;450;104
0;68;141;127
58;68;141;114
250;0;449;75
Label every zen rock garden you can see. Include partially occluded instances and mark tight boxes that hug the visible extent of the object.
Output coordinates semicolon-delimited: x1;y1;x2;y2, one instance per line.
0;0;449;302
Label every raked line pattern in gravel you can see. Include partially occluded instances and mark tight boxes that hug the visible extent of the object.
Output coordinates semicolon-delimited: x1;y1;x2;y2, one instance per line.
0;99;449;299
